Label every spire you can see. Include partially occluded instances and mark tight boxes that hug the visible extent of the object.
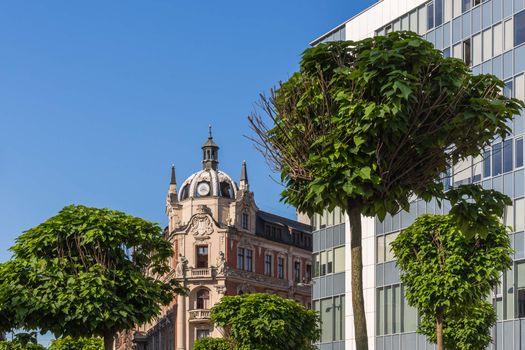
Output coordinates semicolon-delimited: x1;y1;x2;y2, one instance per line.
168;164;177;201
240;160;249;191
202;125;219;170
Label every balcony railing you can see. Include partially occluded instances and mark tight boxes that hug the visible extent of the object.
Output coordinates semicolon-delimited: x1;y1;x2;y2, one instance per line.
190;267;214;278
189;309;211;321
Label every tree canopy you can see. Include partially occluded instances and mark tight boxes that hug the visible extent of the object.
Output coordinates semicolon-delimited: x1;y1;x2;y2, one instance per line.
392;185;512;350
209;293;319;350
48;336;103;350
249;31;523;350
0;205;183;350
192;337;232;350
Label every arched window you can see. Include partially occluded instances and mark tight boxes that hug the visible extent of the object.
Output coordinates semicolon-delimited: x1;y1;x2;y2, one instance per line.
196;289;209;309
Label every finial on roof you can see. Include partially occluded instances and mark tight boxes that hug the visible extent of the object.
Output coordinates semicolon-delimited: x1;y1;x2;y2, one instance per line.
170;164;176;185
240;160;249;191
208;124;212;139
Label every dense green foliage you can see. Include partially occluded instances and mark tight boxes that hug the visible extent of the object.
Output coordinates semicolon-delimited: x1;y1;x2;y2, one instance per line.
251;31;523;218
48;336;103;350
418;301;496;350
192;337;232;350
210;293;319;350
0;205;183;350
0;341;46;350
392;186;512;349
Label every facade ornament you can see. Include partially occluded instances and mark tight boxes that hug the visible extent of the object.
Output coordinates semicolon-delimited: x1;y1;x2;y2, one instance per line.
175;254;188;277
216;251;228;276
188;214;214;239
215;285;227;295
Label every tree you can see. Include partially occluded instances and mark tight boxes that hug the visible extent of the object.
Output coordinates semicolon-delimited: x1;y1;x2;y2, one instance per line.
0;332;46;350
248;31;524;349
0;205;184;350
391;185;512;350
192;337;232;350
49;336;103;350
209;293;319;350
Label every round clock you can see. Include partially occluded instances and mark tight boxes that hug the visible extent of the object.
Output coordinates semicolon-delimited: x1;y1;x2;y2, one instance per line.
197;182;210;196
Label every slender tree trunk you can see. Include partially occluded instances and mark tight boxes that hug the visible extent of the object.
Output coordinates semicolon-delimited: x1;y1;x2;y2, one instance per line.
103;332;114;350
348;199;368;350
436;310;444;350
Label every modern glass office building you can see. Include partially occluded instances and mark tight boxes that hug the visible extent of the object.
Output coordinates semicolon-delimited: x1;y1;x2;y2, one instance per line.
310;0;525;349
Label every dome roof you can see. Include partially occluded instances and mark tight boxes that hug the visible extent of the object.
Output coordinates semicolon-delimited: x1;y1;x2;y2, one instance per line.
178;168;238;201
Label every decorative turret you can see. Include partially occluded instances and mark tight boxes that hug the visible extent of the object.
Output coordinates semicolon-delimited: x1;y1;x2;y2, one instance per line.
167;164;178;204
202;125;219;170
239;160;249;191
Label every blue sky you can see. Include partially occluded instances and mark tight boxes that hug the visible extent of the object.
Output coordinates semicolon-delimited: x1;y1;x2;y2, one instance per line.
0;0;375;343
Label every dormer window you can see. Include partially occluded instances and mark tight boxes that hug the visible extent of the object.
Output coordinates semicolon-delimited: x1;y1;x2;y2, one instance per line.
242;213;249;230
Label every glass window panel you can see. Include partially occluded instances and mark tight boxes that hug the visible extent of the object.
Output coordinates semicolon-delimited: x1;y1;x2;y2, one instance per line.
516;74;525;102
505;18;514;51
320;251;326;276
334;296;343;340
463;0;471;12
436;0;444;26
378;289;385;335
505;205;514;228
393;20;401;32
327;210;334;227
518;262;525;288
464;38;472;65
403;299;418;332
472;33;482;66
445;0;453;21
385;232;399;262
517;139;524;168
419;6;428;34
483;28;493;61
516;231;525;259
410;10;418;32
453;42;463;58
473;154;482;182
428;2;435;30
321;298;333;342
401;15;409;30
504;139;514;173
516;10;525;46
377;236;385;263
454;0;462;17
454;157;472;185
334;246;345;273
327;249;333;274
340;296;345;339
385;287;393;334
493;143;503;176
484;148;492;178
516;169;525;198
313;253;319;277
494;23;504;56
516;198;525;231
394;285;401;333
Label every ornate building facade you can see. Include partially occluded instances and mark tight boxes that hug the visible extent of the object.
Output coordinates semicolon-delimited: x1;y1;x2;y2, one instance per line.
129;129;312;350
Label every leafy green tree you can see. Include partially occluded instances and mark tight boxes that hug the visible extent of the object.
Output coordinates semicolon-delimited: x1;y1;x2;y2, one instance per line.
0;333;46;350
192;337;232;350
0;205;184;350
248;31;524;349
210;293;319;350
391;185;512;350
49;336;103;350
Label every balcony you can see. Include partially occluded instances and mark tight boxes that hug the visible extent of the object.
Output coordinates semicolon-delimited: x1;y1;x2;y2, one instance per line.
188;309;211;322
189;267;215;278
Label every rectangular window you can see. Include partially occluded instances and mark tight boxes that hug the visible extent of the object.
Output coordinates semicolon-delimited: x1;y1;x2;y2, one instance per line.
377;236;385;263
242;213;249;230
196;245;209;268
517;74;525;101
493;142;503;176
305;264;312;282
516;10;525;46
505;18;514;51
419;6;428;34
517;138;524;168
402;287;418;332
278;257;285;279
483;148;491;178
444;0;453;22
313;253;320;277
246;249;253;272
378;289;385;335
494;23;503;56
320;251;326;276
463;38;472;66
436;0;443;26
385;232;399;262
518;262;525;317
196;329;210;339
385;286;393;334
334;296;344;341
453;42;463;59
410;10;418;32
453;0;462;17
483;28;492;61
472;155;482;183
237;248;245;270
264;254;272;276
506;265;515;319
472;33;482;66
327;249;333;274
516;198;525;231
504;139;513;173
462;0;471;12
428;2;435;30
320;298;333;342
334;246;345;273
294;261;301;283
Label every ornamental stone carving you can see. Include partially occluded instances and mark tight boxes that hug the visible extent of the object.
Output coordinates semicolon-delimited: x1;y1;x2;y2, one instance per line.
188;214;214;239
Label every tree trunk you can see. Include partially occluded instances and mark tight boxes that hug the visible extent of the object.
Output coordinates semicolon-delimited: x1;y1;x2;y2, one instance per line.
436;310;444;350
103;332;114;350
348;199;368;350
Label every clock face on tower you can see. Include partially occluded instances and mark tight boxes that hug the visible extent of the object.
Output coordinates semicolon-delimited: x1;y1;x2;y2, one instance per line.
197;182;210;196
